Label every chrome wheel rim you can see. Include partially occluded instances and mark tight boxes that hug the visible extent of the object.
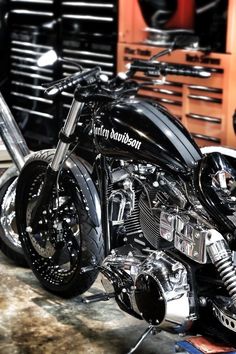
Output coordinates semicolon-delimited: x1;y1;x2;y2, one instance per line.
0;178;21;249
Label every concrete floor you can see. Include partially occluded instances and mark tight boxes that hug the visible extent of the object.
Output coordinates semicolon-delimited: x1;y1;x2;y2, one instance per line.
0;251;181;354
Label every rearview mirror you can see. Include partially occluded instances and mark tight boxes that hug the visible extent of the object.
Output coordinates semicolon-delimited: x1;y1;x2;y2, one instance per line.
37;50;58;67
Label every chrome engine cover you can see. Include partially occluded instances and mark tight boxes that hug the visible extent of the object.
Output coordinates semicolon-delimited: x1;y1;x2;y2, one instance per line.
160;210;210;264
101;248;197;333
134;251;196;331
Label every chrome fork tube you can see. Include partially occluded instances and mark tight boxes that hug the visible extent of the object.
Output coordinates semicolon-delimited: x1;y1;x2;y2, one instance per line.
50;99;84;172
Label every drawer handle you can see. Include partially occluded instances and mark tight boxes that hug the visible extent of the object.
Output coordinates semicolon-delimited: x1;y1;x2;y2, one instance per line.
233;110;236;135
187;113;221;123
191;133;220;143
188;94;222;104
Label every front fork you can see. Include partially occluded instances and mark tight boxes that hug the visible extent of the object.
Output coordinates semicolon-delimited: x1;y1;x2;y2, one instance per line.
30;99;84;231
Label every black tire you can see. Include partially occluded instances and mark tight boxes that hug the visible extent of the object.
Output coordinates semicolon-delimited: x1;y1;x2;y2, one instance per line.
0;176;27;267
16;150;104;297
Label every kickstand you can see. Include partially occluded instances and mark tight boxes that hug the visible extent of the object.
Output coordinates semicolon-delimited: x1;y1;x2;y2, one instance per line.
127;325;157;354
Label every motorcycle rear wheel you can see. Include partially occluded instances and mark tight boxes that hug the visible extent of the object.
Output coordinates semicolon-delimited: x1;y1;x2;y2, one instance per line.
16;150;104;297
0;176;27;266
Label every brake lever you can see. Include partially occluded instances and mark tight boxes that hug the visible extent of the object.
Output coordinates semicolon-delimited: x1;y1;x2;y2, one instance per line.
41;77;67;89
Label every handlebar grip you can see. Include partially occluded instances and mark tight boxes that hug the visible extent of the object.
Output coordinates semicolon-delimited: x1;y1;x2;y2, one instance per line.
161;65;211;78
129;60;211;79
129;60;158;73
44;66;101;97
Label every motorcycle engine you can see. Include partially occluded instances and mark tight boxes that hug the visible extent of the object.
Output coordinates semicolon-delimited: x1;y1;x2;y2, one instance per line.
105;156;236;335
104;163;211;332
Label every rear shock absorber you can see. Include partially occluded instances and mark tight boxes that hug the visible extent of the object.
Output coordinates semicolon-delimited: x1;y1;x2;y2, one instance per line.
207;229;236;305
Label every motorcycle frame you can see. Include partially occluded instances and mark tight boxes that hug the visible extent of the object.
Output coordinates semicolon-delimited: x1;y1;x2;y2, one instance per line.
0;92;30;171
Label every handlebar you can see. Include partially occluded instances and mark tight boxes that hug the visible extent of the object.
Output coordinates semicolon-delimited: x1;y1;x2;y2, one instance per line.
129;60;211;78
42;60;211;98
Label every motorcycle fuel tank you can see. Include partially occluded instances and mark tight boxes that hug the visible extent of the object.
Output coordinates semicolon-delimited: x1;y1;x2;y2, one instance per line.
94;97;202;174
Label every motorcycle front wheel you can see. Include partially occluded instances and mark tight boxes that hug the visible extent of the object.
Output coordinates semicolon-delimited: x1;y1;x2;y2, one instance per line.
16;150;104;297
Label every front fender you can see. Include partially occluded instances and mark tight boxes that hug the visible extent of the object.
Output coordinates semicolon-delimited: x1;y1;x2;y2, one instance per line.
64;154;101;228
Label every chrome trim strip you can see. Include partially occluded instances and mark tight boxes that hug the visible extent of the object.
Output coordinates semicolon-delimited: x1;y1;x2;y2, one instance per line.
154;97;182;106
11;91;53;104
188;85;222;93
188;94;222;104
62;2;114;8
12;106;53;119
11;55;38;64
62;14;113;22
12;81;44;91
11;63;52;74
11;0;52;3
11;48;45;56
63;56;113;67
187;113;221;124
11;40;52;50
192;133;220;143
10;70;52;81
63;48;113;59
61;64;81;71
10;10;53;16
157;88;182;96
135;75;183;87
142;86;182;97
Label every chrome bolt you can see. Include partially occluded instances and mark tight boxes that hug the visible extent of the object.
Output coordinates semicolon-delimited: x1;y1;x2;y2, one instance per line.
26;226;32;233
199;296;207;307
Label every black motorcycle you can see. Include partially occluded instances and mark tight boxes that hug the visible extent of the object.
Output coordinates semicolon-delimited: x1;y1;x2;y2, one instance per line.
15;37;236;348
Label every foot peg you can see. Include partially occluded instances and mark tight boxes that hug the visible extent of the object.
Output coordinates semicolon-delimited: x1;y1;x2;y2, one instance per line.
81;292;115;304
